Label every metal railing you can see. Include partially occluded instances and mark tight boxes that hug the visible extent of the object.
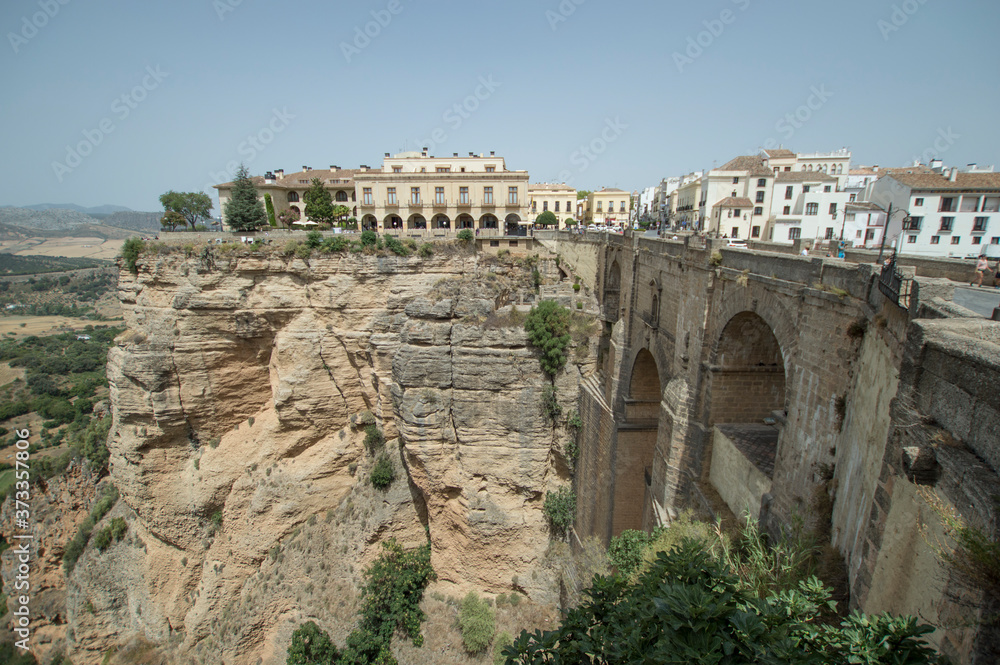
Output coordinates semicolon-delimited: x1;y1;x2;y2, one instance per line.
878;255;911;309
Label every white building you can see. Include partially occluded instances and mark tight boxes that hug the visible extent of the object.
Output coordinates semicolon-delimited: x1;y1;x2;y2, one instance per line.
767;171;850;244
868;167;1000;257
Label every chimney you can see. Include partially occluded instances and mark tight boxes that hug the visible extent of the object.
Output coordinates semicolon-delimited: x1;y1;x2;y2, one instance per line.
275;169;284;179
422;147;428;157
331;165;340;171
930;158;943;172
264;171;275;184
469;152;474;157
385;152;390;158
949;167;958;182
490;151;495;156
967;163;978;171
453;152;458;157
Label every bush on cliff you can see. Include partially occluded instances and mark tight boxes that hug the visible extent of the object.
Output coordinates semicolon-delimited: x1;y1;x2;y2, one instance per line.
120;237;145;274
370;453;394;490
524;300;572;377
503;539;938;665
458;591;495;654
457;229;474;243
543;487;575;540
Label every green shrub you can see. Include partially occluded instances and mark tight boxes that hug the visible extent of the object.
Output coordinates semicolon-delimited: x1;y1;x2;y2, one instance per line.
458;591;495;654
360;229;378;247
418;243;433;258
543;487;575;539
93;527;112;552
384;235;411;257
120;237;145;274
294;243;313;260
305;230;323;248
64;485;119;572
370;453;394;490
608;529;656;578
573;282;581;292
320;236;349;253
524;300;572;377
541;384;561;420
286;621;341;665
493;631;513;665
363;425;385;452
456;229;474;243
264;193;277;228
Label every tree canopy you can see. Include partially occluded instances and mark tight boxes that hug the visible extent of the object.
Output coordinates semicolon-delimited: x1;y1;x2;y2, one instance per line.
160;211;185;231
524;300;572;377
577;190;592;200
304;178;335;227
278;207;301;229
223;164;267;232
536;210;558;226
159;190;212;229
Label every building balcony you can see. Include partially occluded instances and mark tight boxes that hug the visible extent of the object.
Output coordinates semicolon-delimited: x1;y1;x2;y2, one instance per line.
481;201;496;208
431;199;449;208
385;200;399;208
408;200;424;208
360;200;375;208
456;199;472;208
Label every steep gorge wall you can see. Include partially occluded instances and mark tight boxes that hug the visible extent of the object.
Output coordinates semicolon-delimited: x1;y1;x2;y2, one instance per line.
67;248;592;664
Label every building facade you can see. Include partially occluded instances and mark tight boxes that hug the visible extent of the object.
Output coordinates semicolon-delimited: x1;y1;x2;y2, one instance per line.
528;183;577;227
215;166;361;226
584;188;632;227
357;151;530;233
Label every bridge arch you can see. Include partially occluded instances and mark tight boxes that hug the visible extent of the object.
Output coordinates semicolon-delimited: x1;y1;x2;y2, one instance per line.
604;258;622;322
709;311;787;426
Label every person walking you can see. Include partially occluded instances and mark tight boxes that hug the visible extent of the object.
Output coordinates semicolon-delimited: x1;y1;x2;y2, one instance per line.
972;255;990;287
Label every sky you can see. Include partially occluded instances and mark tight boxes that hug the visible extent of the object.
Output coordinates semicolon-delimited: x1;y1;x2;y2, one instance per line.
2;0;999;213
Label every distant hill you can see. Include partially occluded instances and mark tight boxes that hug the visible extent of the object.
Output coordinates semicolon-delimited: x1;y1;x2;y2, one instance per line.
5;203;134;215
0;206;162;233
0;253;109;275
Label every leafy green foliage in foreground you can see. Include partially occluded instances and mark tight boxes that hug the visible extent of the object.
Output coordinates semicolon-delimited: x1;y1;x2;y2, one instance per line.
287;539;435;664
524;300;572;377
503;540;938;665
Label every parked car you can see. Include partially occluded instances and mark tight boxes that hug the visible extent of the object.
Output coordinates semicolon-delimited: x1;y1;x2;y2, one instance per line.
726;239;748;248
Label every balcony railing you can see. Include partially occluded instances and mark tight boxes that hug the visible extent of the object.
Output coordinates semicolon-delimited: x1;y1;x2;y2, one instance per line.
432;199;449;207
878;255;912;310
385;200;399;207
360;200;375;207
409;200;424;208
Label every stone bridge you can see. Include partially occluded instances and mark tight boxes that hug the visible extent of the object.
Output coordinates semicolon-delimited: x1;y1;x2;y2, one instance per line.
539;231;1000;664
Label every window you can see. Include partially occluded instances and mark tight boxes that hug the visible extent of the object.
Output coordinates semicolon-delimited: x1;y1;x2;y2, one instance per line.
856;230;863;238
783;206;791;215
363;187;373;205
459;187;469;204
287;192;300;202
392;166;402;173
756;191;765;203
731;191;737;198
939;197;956;212
508;187;518;205
543;201;549;212
489;240;499;247
993;237;1000;244
829;203;837;216
784;166;791;171
435;187;445;204
387;188;397;205
806;203;819;216
803;185;811;193
485;166;496;173
930;236;940;244
789;228;801;240
939;216;954;232
824;185;832;193
905;216;921;230
866;229;875;241
846;213;857;222
754;207;763;215
733;177;739;184
972;236;982;245
974;216;988;231
951;236;961;244
436;167;450;173
757;178;767;187
825;228;834;239
908;235;917;243
733;209;741;217
849;194;857;202
620;202;626;212
484;187;493;204
597;202;603;212
410;187;421;204
914;198;924;206
555;202;560;213
751;226;760;238
731;227;739;237
336;191;349;202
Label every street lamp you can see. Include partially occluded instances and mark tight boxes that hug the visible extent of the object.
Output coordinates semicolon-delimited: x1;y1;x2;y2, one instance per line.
877;204;910;264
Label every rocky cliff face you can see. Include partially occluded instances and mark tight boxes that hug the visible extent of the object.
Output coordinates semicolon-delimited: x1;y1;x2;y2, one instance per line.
69;247;593;664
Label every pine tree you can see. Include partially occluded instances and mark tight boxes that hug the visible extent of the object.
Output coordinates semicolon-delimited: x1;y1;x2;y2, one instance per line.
304;178;335;227
224;164;266;231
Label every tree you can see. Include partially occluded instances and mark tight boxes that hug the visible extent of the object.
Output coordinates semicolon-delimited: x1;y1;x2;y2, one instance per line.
524;300;572;377
224;164;267;232
160;211;185;232
536;211;558;227
504;540;938;665
286;622;341;665
278;207;301;229
331;204;351;225
576;190;592;200
264;193;277;228
159;190;212;230
304;178;335;227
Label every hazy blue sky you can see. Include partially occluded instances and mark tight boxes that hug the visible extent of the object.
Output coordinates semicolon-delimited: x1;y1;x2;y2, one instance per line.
2;0;998;212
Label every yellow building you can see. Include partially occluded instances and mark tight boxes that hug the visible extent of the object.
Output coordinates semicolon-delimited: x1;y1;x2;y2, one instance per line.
585;188;631;227
356;150;530;233
528;183;577;227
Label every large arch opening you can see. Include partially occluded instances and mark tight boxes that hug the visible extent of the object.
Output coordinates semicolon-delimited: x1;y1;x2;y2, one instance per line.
707;311;786;518
612;349;662;537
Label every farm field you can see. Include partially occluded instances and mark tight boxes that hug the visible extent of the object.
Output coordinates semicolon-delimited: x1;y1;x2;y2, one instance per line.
0;236;124;260
0;316;108;337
